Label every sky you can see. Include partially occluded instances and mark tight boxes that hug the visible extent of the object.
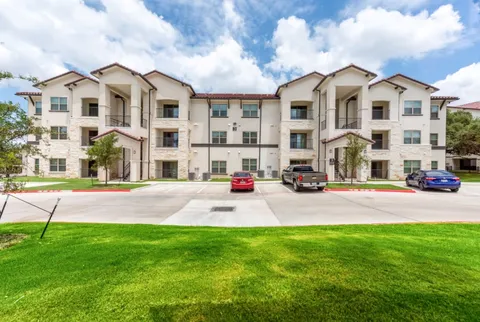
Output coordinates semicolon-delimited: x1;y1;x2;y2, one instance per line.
0;0;479;106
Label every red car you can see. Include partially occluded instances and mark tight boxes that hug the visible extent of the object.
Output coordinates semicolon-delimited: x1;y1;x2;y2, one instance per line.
231;172;254;192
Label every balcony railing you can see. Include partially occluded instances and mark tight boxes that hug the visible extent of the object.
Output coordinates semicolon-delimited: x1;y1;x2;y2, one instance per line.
81;168;98;178
156;137;179;148
290;139;313;149
372;139;389;150
155;168;178;179
156;108;179;119
336;118;361;129
82;106;99;117
81;137;95;147
106;115;131;127
370;169;388;179
372;110;389;120
290;109;314;120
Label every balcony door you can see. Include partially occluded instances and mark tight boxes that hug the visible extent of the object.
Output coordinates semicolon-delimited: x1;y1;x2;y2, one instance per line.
290;133;307;149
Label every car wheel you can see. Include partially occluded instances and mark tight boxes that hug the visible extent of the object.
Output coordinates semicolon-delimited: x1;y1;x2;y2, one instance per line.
281;176;287;184
231;189;235;192
405;179;410;187
293;180;301;192
419;182;425;191
317;187;325;191
451;188;459;192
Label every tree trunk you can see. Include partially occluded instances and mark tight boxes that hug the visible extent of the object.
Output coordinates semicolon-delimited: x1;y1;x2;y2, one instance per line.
105;167;108;185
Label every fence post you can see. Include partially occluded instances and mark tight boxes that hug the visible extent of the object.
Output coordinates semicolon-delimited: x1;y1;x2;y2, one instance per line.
40;198;61;239
0;194;10;220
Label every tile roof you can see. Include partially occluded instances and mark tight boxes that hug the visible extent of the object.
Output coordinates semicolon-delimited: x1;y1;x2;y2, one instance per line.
33;70;85;87
431;96;459;101
15;92;42;96
192;93;279;100
90;62;157;90
369;79;407;90
64;76;99;87
321;131;375;144
314;64;378;91
449;101;480;110
275;71;324;96
387;74;439;92
91;129;144;142
144;70;195;95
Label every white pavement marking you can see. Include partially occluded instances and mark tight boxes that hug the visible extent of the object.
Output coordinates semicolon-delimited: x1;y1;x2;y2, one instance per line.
281;184;293;193
196;186;207;194
256;186;262;194
166;185;180;192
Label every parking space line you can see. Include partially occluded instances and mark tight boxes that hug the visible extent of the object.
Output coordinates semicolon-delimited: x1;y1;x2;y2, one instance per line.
256;186;262;194
165;185;180;192
196;186;207;194
281;184;293;193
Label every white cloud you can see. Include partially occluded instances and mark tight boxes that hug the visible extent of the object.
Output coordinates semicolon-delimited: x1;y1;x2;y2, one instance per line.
433;63;480;104
342;0;430;16
223;0;244;32
267;5;464;75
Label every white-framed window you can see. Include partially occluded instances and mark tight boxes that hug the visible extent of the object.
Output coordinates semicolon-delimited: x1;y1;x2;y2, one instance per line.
51;126;68;140
34;158;40;173
431;161;438;170
404;100;422;115
430;133;438;146
212;161;227;174
242;159;257;171
35;101;42;115
212;104;228;117
404;130;421;144
50;97;68;111
50;158;66;172
404;160;421;174
430;105;439;119
212;131;227;144
243;104;258;117
242;131;258;144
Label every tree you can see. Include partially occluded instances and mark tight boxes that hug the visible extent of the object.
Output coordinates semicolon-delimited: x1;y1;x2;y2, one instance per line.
0;71;39;83
446;110;480;156
340;134;370;185
86;134;122;185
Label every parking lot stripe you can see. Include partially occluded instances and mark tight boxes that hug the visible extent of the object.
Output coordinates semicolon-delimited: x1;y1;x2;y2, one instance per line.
166;185;180;192
256;186;262;194
281;184;293;193
196;186;207;194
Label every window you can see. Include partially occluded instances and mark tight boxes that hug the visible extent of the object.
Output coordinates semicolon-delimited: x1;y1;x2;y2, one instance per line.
35;101;42;115
290;133;309;149
372;106;384;120
404;160;421;174
243;104;258;117
88;103;98;117
212;131;227;144
404;100;422;115
161;104;179;118
242;159;257;171
431;105;439;119
212;161;227;174
242;131;258;144
34;159;39;173
50;158;66;172
51;126;68;140
430;133;438;146
291;106;308;119
404;130;421;144
431;161;438;170
50;97;67;111
35;134;41;141
290;160;308;165
162;132;179;147
212;104;228;117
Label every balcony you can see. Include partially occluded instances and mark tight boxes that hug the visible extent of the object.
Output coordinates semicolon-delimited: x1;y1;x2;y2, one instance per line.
336;118;361;129
372;101;390;120
290;138;313;149
155;161;178;179
372;139;389;150
290;108;314;120
106;115;131;127
81;98;99;117
156;105;179;119
81;136;96;147
156;136;179;148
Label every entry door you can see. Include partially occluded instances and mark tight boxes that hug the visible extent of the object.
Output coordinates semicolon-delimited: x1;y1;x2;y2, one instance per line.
371;161;382;178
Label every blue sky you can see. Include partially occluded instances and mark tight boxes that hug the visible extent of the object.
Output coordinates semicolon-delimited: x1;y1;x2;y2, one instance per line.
1;0;479;107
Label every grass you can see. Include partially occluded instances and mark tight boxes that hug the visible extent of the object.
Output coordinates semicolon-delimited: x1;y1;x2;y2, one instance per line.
454;172;480;182
11;177;149;191
1;223;479;321
328;183;410;190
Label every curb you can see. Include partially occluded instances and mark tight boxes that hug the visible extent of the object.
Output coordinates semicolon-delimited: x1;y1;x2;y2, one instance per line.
9;189;132;194
325;188;415;193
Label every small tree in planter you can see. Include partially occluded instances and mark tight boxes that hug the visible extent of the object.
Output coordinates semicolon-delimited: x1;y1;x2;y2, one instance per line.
86;134;122;185
341;134;370;185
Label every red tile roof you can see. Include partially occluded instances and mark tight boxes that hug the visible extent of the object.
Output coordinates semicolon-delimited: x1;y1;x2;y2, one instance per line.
64;76;99;87
34;70;85;87
369;79;407;90
90;62;157;90
449;101;480;110
15;92;42;96
144;70;195;95
275;71;324;96
321;131;375;144
431;96;459;101
91;129;144;142
192;93;279;100
314;64;378;91
387;74;439;92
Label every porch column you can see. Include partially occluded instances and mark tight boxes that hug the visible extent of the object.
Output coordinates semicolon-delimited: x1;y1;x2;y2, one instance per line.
326;85;336;137
98;83;111;131
130;84;141;132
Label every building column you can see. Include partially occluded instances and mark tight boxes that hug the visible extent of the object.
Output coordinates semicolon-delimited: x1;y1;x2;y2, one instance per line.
130;84;141;133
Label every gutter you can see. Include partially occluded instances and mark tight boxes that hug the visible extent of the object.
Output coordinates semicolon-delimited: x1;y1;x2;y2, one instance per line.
207;98;211;173
258;99;263;171
317;90;321;171
147;88;152;179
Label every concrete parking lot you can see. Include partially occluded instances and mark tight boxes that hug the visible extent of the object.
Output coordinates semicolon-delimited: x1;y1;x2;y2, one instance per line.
1;182;480;227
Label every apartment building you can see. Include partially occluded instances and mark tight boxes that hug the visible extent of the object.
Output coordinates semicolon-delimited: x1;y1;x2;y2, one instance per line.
16;63;458;182
446;101;480;172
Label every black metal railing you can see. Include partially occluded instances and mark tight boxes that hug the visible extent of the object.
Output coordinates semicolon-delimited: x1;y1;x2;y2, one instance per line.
156;108;179;118
372;139;389;150
290;139;313;149
336;118;361;129
372;110;389;120
155;168;178;179
141;118;148;128
156;137;179;148
122;162;130;181
321;120;326;130
82;106;98;117
290;109;314;120
370;169;388;179
81;137;95;147
80;168;98;178
106;115;131;127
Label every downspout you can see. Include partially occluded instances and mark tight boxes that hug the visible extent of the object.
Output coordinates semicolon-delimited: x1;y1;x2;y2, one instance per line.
140;139;143;180
207;98;211;173
258;99;263;172
147;88;152;180
317;90;321;171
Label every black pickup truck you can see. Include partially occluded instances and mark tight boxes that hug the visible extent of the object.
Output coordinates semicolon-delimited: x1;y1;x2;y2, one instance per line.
281;165;328;192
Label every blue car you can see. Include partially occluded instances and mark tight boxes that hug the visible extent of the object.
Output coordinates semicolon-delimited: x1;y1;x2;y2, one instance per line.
406;170;461;192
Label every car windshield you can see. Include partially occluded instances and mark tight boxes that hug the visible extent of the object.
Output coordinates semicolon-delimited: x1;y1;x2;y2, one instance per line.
425;170;452;176
293;166;314;172
233;172;251;178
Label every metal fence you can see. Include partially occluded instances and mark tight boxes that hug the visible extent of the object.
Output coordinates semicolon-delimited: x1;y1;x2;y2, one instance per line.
81;106;98;117
156;137;179;148
291;109;314;120
155;168;178;179
290;139;313;149
370;169;389;179
372;139;389;150
81;137;95;147
80;168;98;178
106;115;131;127
336;118;361;129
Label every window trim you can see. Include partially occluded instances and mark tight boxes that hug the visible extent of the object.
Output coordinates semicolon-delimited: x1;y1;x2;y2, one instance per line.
242;158;258;171
242;131;258;144
50;126;68;140
35;101;42;115
404;160;421;174
404;130;421;145
211;104;228;118
430;133;438;146
212;160;227;174
212;131;227;144
242;104;258;118
49;158;66;172
404;100;422;116
50;97;68;111
430;104;439;120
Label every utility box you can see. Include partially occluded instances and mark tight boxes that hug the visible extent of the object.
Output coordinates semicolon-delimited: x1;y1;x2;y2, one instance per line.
188;172;196;181
202;172;211;181
271;170;279;178
257;170;265;178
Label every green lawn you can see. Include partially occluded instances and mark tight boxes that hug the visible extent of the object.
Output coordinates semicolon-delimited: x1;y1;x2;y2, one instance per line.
1;223;479;321
327;183;410;190
454;172;480;182
12;177;149;191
